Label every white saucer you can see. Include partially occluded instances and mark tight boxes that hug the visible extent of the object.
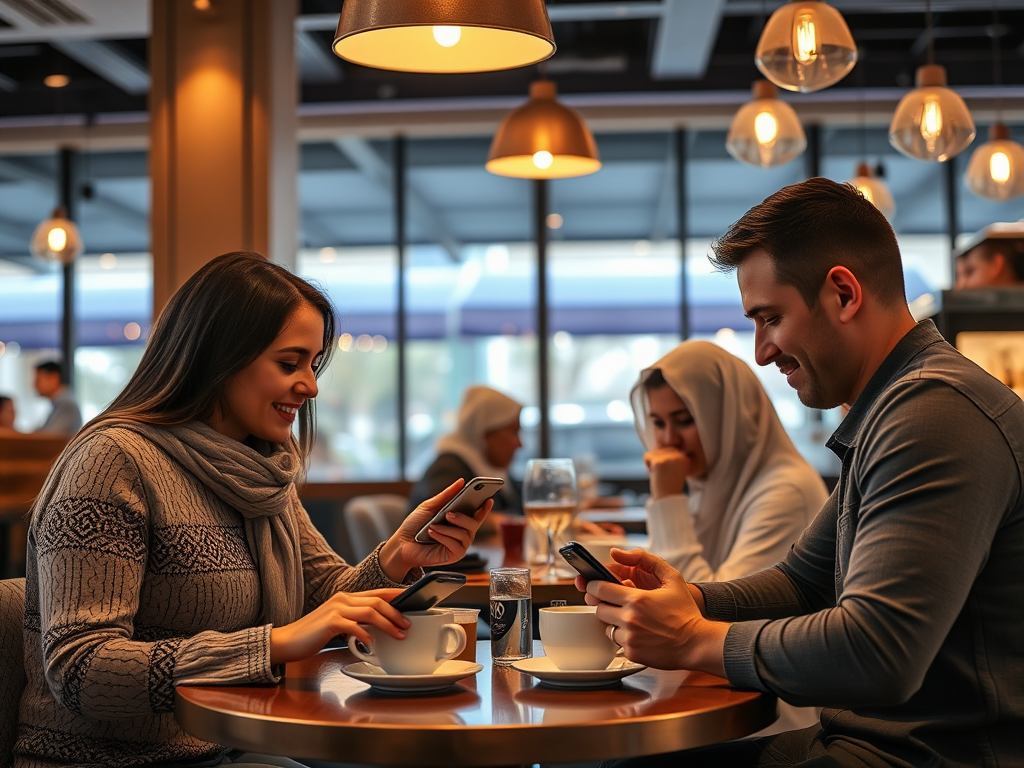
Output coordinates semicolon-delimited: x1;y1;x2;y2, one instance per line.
511;656;647;688
341;660;483;694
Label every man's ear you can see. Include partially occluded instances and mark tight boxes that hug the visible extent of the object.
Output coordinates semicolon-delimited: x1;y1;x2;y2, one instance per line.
822;266;863;324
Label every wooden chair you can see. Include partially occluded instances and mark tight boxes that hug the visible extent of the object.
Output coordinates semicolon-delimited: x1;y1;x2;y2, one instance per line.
0;435;68;577
0;578;26;768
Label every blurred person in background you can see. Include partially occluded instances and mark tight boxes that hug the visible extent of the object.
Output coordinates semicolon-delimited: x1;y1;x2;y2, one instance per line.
408;385;523;536
32;359;82;435
954;238;1024;289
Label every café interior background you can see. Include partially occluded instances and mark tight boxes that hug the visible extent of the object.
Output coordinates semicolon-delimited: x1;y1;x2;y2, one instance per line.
0;0;1022;483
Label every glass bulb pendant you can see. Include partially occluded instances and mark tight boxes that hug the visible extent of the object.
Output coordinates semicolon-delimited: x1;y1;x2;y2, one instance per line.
726;80;807;168
965;123;1024;201
30;207;83;266
889;65;976;162
848;162;896;221
755;1;857;93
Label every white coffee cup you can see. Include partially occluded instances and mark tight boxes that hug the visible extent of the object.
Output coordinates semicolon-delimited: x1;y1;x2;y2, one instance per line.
350;609;467;675
539;605;621;671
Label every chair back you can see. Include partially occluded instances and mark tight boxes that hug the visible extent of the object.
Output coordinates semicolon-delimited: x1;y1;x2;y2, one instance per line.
343;495;409;561
0;578;26;768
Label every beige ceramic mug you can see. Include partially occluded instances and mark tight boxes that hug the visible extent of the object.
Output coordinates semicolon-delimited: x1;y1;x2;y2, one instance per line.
350;609;467;675
538;605;622;671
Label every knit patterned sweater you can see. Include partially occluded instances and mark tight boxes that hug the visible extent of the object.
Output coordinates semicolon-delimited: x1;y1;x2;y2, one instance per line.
14;427;409;768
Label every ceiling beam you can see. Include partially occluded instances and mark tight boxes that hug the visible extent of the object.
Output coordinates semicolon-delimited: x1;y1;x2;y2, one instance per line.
333;138;463;261
0;156;147;230
296;30;342;83
651;0;727;80
50;39;149;95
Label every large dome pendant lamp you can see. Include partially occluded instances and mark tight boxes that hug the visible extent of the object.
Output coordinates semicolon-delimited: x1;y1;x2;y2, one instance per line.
755;1;857;93
486;81;602;180
888;0;974;162
332;0;555;74
726;80;807;169
31;207;83;265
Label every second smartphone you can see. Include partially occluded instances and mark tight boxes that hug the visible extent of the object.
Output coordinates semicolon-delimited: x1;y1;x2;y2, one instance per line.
558;541;623;585
413;476;504;544
389;571;467;612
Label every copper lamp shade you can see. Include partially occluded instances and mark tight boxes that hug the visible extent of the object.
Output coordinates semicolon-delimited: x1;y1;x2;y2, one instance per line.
333;0;555;74
487;81;601;180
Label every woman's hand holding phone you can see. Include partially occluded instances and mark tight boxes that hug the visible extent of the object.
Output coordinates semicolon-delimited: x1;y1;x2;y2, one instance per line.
378;479;494;583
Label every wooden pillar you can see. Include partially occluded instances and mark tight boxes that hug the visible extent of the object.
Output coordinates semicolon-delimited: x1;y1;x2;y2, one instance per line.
150;0;298;314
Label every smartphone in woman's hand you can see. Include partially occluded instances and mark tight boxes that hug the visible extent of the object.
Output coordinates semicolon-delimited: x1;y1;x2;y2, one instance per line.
413;477;504;544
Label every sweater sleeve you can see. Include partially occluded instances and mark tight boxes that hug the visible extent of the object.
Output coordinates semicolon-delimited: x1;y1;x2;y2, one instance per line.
33;435;277;720
649;476;821;583
716;382;1017;708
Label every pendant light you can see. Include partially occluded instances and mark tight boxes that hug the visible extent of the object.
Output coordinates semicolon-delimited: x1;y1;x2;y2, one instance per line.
888;1;975;162
726;80;806;169
30;207;83;265
755;1;857;93
965;123;1024;201
332;0;555;74
849;163;896;221
486;81;601;179
964;8;1024;201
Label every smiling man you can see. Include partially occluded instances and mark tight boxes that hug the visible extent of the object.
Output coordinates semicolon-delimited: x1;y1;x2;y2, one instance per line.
588;178;1024;768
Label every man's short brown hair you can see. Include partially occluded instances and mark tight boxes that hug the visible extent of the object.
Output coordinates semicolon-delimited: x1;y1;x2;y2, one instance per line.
710;177;906;308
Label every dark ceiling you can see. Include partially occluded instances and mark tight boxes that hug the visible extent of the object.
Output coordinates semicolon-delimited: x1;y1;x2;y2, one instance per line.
0;1;1021;119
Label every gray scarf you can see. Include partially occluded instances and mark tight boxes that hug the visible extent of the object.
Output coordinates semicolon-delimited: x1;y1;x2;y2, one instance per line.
33;419;305;627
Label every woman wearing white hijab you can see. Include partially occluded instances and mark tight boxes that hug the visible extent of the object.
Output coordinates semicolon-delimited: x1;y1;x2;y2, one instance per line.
631;340;827;734
408;385;524;516
632;341;826;583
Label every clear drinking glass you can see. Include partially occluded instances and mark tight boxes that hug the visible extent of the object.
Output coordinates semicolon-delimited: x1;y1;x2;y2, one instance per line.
522;458;578;582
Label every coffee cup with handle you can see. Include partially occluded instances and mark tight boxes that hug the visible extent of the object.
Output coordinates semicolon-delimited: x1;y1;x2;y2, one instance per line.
350;608;467;675
538;605;623;671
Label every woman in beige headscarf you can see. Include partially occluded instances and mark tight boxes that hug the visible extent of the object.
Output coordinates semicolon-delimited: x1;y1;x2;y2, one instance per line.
631;340;827;584
408;385;524;518
631;341;827;734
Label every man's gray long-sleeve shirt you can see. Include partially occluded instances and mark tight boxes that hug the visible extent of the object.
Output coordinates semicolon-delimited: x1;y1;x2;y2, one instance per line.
698;321;1024;768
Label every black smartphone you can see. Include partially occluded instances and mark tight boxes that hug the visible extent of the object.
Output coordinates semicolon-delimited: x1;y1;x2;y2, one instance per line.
413;476;504;544
558;541;623;585
389;571;468;612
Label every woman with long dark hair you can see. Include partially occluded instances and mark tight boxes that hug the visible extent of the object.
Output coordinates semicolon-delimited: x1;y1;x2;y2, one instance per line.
15;252;491;768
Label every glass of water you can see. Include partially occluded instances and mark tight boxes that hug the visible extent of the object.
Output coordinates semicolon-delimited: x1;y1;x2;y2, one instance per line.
489;567;532;666
522;458;578;583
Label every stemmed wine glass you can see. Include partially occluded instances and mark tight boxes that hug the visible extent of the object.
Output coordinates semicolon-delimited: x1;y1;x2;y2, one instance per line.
522;458;578;582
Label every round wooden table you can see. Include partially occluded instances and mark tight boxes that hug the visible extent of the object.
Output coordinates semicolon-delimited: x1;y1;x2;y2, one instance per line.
176;642;777;766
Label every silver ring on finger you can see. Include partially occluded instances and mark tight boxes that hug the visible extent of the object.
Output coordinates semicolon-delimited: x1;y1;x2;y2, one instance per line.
606;623;619;646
